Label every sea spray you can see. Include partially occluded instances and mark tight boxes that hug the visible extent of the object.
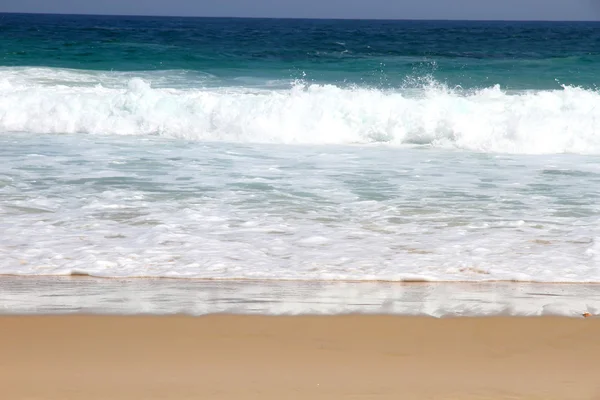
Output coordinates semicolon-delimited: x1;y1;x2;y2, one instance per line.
2;69;600;154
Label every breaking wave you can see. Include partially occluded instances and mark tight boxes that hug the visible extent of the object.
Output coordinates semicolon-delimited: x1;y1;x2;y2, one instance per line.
2;67;600;154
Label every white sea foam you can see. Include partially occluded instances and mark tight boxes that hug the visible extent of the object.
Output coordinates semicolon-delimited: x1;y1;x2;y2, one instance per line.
2;132;600;282
2;68;600;284
2;67;600;154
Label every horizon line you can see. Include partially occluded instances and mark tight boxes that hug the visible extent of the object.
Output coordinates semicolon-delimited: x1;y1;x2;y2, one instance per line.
1;11;599;23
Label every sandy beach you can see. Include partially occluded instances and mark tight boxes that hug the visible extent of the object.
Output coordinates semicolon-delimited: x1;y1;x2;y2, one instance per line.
1;315;599;399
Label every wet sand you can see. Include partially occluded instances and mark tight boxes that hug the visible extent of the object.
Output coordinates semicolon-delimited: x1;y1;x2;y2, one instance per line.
1;315;599;399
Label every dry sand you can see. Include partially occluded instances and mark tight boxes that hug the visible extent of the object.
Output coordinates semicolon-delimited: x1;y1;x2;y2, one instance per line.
1;315;599;399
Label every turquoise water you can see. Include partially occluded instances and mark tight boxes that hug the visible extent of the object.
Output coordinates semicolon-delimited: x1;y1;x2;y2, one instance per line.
2;14;600;283
3;14;600;89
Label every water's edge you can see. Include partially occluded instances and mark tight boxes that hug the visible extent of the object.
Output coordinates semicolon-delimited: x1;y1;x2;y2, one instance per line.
1;276;597;317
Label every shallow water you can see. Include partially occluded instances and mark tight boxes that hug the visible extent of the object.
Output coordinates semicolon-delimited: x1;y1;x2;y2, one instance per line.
2;135;600;282
0;277;597;317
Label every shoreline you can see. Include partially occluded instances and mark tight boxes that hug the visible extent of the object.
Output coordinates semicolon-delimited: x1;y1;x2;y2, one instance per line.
1;315;599;399
6;272;600;284
1;276;598;317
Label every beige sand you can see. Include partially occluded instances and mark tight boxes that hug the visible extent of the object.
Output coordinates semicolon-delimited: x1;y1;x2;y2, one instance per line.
0;315;599;399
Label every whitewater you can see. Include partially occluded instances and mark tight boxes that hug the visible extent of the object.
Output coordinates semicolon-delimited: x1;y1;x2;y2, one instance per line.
2;67;600;283
2;67;600;154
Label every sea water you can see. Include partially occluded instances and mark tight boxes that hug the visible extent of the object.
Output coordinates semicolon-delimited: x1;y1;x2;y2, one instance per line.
2;14;600;284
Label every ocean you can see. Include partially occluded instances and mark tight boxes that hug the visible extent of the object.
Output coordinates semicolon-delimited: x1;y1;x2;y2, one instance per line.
2;13;600;284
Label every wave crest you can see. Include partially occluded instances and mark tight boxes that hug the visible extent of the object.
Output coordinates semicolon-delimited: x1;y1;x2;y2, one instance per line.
1;68;600;154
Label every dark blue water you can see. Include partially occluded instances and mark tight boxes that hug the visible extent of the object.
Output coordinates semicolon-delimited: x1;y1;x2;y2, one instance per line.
2;13;600;89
